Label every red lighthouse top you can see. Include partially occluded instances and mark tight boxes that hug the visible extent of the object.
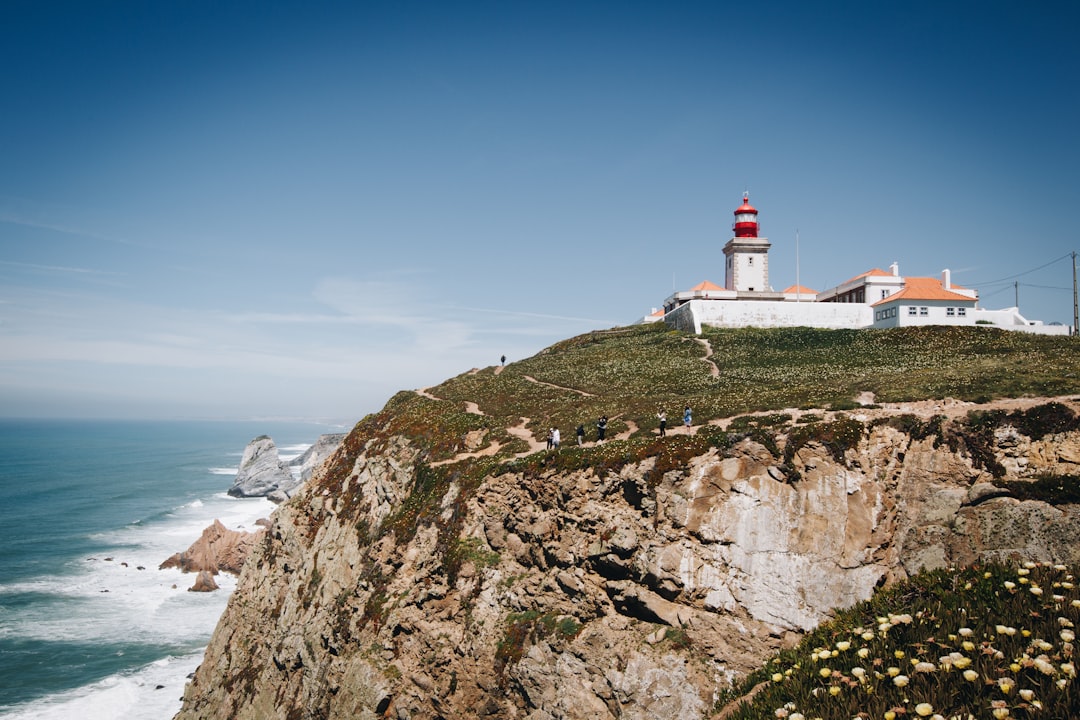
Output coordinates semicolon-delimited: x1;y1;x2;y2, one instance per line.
732;193;759;238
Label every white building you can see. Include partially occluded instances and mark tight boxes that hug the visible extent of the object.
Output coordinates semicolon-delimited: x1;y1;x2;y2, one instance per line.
652;196;1070;336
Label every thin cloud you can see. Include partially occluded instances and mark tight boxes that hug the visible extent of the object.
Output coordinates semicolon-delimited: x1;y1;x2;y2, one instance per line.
0;260;123;276
0;207;138;247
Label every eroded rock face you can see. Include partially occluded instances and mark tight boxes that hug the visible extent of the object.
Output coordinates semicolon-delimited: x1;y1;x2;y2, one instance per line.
177;405;1080;720
227;436;298;500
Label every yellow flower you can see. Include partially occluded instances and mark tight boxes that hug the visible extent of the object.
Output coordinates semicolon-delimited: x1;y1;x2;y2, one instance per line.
998;677;1015;694
914;703;933;717
819;667;832;678
894;650;906;659
1063;662;1076;677
1062;629;1076;643
836;640;851;651
884;713;896;720
887;666;901;676
1004;581;1016;590
828;685;840;696
772;673;783;682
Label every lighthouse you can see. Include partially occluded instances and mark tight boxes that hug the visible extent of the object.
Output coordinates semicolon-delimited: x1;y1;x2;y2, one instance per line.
723;193;772;293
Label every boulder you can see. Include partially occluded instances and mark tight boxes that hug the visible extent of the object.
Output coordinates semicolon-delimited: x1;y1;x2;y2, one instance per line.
188;570;219;592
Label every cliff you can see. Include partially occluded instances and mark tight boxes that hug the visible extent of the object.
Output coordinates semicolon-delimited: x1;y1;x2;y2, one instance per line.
175;326;1080;719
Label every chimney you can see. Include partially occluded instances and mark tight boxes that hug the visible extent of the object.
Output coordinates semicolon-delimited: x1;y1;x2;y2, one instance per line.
889;261;899;276
942;269;951;290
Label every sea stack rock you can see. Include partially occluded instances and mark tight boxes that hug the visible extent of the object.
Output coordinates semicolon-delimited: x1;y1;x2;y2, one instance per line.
227;435;298;499
288;433;346;482
159;519;265;576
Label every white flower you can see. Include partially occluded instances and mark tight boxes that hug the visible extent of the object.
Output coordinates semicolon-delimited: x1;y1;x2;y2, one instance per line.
963;669;979;681
892;674;909;687
958;627;974;637
1062;630;1076;643
915;703;934;717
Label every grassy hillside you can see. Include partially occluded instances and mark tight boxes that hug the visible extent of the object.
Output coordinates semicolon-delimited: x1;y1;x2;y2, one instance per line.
369;324;1080;465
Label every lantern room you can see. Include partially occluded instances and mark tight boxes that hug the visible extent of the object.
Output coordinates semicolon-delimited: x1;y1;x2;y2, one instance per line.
732;194;759;238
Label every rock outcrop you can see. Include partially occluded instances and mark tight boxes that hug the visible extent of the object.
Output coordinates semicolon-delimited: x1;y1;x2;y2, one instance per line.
288;433;346;483
160;519;267;579
227;435;298;500
177;399;1080;720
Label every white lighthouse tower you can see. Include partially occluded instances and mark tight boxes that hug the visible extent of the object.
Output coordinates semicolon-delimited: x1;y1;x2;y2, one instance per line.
723;193;772;293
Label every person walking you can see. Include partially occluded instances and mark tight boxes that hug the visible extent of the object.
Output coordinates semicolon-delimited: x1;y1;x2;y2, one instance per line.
546;427;554;450
596;416;607;442
551;427;560;451
657;410;667;437
683;405;692;429
576;423;585;445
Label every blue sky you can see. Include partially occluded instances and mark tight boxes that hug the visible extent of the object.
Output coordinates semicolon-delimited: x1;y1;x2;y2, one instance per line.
1;1;1078;421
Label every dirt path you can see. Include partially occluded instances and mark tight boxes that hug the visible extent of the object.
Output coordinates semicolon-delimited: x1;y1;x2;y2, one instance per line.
693;337;720;378
523;375;595;398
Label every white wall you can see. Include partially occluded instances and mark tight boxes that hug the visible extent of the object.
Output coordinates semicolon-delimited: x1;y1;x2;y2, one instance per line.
665;299;872;333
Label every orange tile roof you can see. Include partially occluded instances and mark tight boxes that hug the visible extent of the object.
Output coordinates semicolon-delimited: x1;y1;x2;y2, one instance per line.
872;277;977;306
782;284;818;295
690;280;724;291
841;267;893;285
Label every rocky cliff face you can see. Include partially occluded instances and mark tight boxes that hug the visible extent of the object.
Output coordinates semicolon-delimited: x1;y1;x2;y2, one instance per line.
177;398;1080;720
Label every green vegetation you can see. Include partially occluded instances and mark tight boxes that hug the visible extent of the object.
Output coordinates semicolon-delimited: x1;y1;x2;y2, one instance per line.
427;325;1080;455
495;610;583;676
719;561;1080;720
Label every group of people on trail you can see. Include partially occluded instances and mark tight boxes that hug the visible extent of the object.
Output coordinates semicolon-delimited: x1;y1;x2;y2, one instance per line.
548;405;693;451
546;426;561;451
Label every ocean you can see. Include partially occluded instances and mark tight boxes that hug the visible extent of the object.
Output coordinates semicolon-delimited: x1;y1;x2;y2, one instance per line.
0;418;345;719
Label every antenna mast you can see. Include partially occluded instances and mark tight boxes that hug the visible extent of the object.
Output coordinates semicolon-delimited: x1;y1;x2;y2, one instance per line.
796;228;801;302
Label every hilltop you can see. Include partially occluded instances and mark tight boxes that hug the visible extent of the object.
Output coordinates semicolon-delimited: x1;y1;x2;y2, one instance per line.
176;325;1080;719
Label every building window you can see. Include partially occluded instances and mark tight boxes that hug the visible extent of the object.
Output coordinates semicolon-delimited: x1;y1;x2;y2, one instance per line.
881;289;890;299
908;306;917;316
958;307;967;316
947;307;955;316
920;307;929;316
